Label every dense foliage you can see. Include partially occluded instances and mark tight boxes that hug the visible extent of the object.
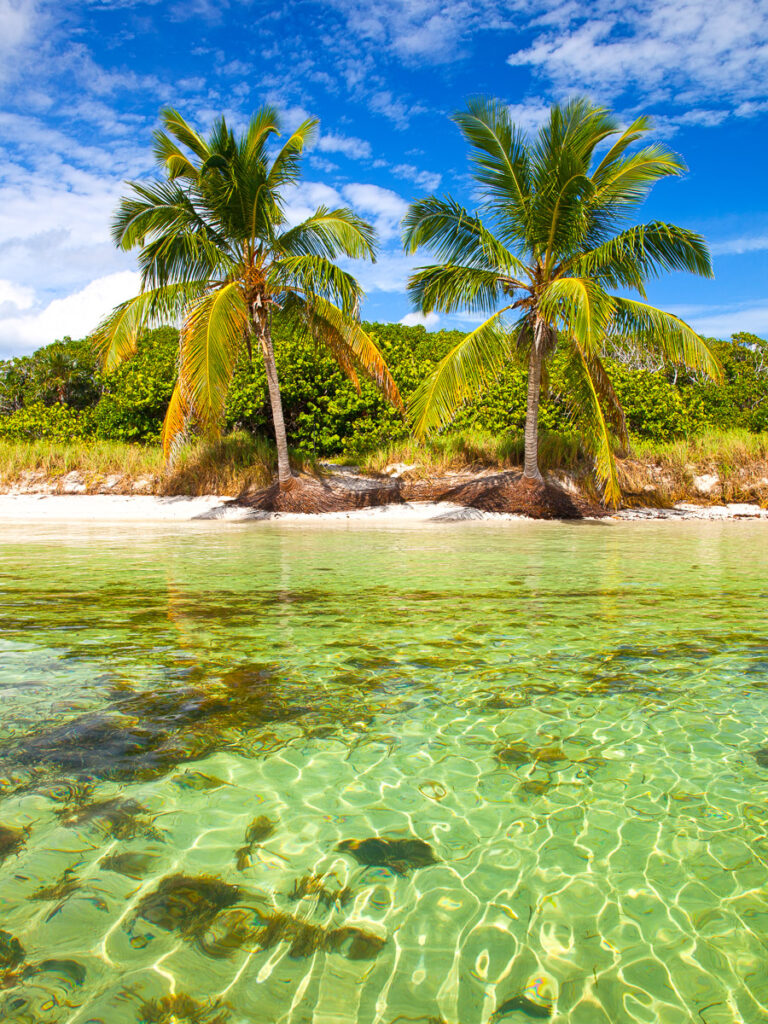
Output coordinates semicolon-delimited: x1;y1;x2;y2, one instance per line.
1;322;766;454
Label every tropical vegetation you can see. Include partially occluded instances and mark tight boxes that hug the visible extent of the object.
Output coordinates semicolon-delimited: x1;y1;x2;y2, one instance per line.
91;106;402;487
404;98;722;504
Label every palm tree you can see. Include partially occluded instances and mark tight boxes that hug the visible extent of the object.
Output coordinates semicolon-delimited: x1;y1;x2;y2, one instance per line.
403;98;720;505
92;107;402;488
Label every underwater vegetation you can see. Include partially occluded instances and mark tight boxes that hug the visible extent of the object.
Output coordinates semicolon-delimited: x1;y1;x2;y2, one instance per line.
134;874;242;942
288;873;353;907
0;823;28;865
57;796;163;840
100;850;162;879
234;814;276;870
337;837;438;874
137;992;230;1024
494;741;566;766
247;910;385;960
0;929;85;995
0;662;374;785
131;872;385;962
490;995;552;1020
30;866;81;902
754;746;768;767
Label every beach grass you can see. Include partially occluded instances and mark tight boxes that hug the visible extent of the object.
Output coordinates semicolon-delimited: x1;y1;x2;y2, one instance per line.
1;428;766;504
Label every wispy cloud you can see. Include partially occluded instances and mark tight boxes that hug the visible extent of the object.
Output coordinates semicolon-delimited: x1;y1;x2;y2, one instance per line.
317;132;372;160
711;235;768;256
507;0;768;110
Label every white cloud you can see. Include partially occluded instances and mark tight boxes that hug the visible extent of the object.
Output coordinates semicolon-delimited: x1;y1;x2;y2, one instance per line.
317;132;372;159
506;97;552;134
686;304;768;338
506;0;768;110
0;0;40;82
342;183;408;239
0;279;35;315
390;163;441;191
400;310;440;328
369;90;426;128
711;235;768;256
0;271;140;355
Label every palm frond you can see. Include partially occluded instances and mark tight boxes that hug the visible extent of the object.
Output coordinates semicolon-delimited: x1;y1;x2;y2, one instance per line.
268;118;319;191
277;207;376;260
560;340;624;506
571;222;712;287
160;378;189;460
159;108;210;161
409;309;516;435
272;255;364;315
302;296;403;411
153;130;199;180
452;98;532;239
178;282;248;431
610;297;722;379
402;195;527;278
539;277;614;352
408;264;508;315
91;283;205;372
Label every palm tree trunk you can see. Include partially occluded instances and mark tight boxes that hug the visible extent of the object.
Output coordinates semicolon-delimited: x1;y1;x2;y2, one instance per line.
523;331;544;483
255;312;294;489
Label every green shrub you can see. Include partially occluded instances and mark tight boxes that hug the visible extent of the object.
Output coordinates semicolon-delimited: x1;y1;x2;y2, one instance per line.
0;322;766;457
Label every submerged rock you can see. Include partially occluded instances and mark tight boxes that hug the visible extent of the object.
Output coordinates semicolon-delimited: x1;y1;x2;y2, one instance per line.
336;837;438;874
754;747;768;768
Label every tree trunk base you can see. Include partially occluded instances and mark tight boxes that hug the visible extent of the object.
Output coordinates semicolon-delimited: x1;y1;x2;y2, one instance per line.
238;471;607;519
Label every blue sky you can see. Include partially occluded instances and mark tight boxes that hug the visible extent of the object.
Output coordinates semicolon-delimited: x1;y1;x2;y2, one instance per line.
0;0;766;357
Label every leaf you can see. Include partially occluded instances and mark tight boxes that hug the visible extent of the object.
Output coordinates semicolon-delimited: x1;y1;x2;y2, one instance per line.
408;308;517;435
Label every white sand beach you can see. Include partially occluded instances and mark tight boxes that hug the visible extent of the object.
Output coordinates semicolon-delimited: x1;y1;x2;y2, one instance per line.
0;492;766;524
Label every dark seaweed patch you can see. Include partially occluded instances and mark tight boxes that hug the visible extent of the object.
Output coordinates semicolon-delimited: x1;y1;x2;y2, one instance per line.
30;867;81;902
235;815;276;870
0;932;24;972
137;993;230;1024
288;874;352;907
134;875;242;942
337;837;438;874
754;747;768;768
0;824;28;865
495;742;566;766
100;851;162;879
58;798;163;841
492;995;552;1020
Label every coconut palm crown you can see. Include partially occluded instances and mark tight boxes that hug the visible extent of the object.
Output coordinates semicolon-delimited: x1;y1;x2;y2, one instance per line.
404;98;721;505
93;106;402;486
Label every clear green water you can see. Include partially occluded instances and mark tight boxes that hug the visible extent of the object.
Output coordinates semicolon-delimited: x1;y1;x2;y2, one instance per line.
1;519;767;1024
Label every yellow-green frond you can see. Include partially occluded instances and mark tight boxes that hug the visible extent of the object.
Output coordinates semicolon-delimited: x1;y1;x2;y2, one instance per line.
304;297;403;412
161;379;189;461
610;297;723;380
408;308;515;436
178;282;248;430
539;277;614;352
561;342;623;507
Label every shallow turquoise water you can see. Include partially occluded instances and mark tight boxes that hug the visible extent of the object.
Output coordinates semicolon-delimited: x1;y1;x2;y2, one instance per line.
0;519;767;1024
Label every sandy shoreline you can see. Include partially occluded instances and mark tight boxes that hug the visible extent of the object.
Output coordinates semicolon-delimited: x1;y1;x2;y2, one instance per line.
0;492;766;524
